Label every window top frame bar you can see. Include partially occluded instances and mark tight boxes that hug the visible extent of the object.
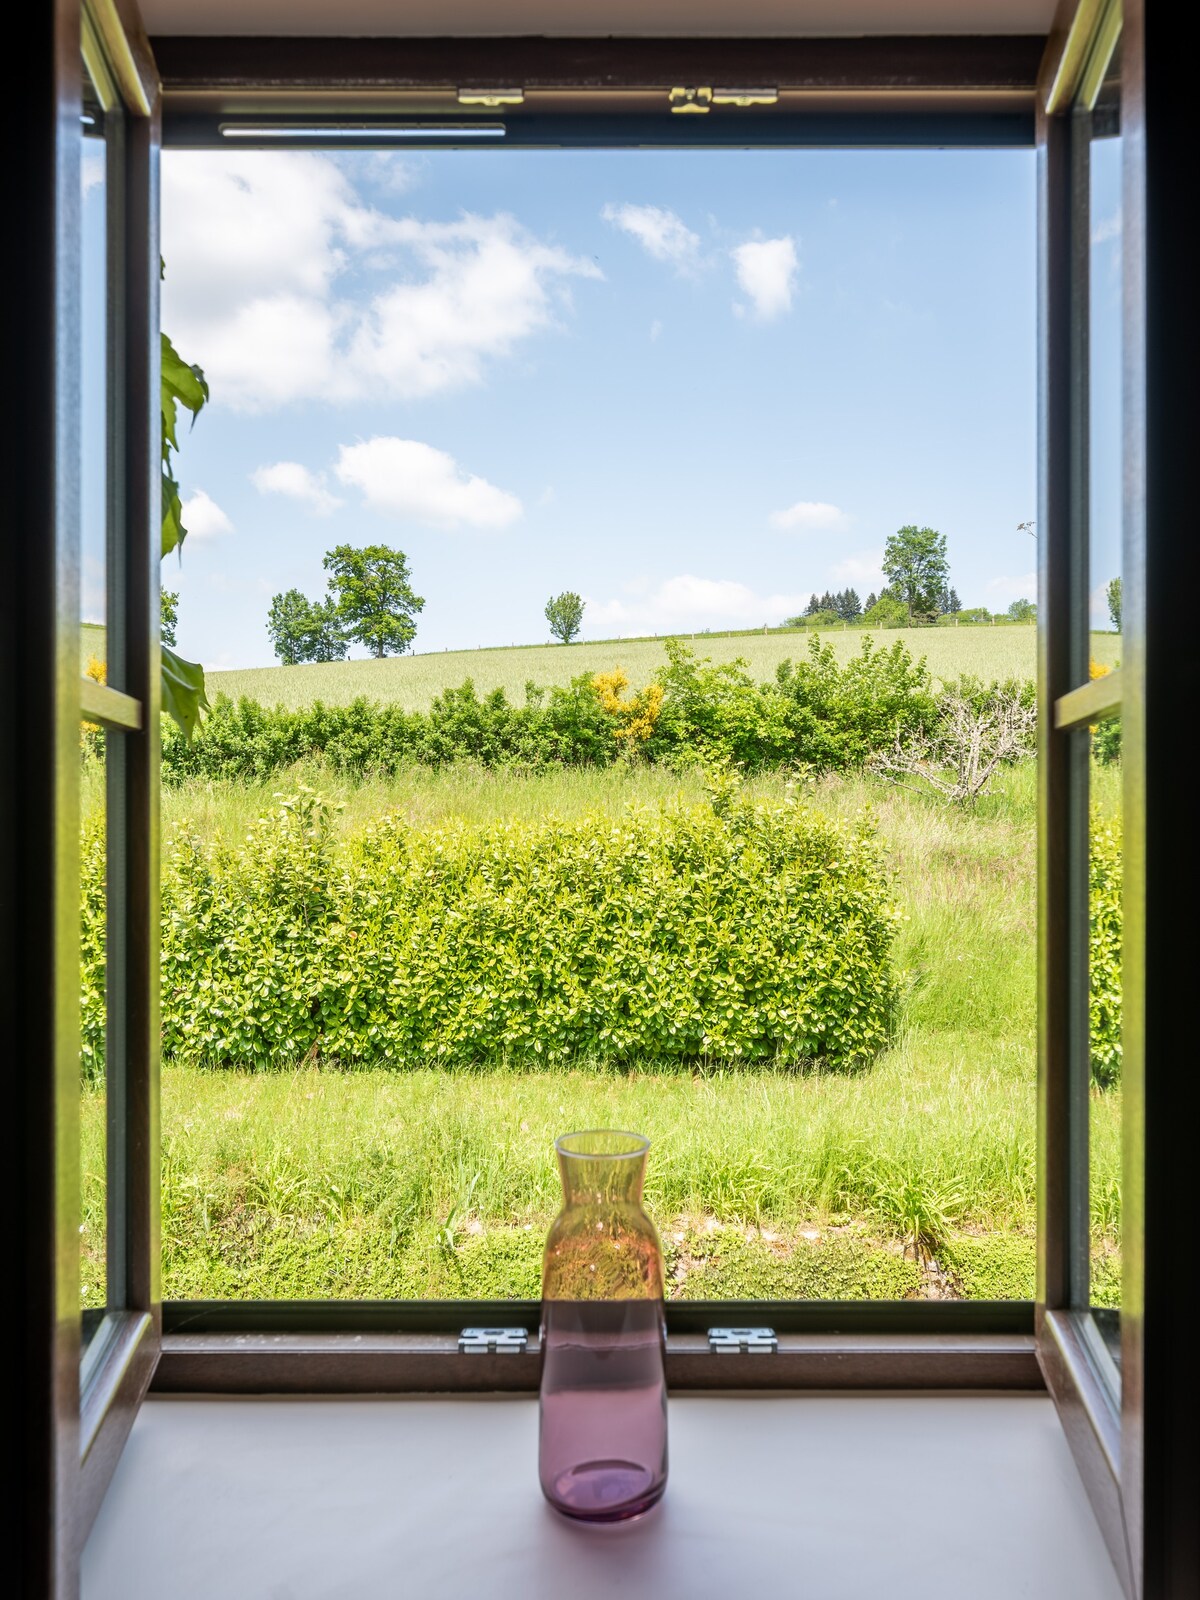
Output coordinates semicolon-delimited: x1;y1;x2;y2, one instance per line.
153;32;1046;149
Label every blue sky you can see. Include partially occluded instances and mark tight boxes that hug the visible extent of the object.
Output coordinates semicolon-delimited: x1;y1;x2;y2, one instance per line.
81;142;1123;668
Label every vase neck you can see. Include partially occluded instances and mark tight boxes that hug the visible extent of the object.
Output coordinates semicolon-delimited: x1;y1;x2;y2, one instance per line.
555;1131;649;1209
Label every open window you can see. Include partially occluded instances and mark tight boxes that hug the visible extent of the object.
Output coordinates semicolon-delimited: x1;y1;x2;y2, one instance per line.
7;5;1197;1595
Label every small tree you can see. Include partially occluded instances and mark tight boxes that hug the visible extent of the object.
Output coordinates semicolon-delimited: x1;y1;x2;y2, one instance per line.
882;525;950;624
862;594;909;628
945;586;961;615
268;589;318;666
545;590;585;644
864;591;878;613
269;590;349;664
324;544;425;659
161;588;179;647
872;690;1037;806
1107;575;1122;632
1007;597;1037;624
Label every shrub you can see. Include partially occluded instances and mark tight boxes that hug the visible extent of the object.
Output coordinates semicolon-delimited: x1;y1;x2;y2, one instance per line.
85;786;901;1073
1090;815;1122;1086
161;638;946;786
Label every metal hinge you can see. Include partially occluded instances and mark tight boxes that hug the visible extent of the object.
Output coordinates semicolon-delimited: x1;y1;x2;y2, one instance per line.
458;1327;529;1354
708;1326;778;1354
669;86;713;114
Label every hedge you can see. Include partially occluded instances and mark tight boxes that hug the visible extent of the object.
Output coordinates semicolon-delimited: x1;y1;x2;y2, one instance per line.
1089;815;1122;1086
81;784;901;1073
159;636;938;785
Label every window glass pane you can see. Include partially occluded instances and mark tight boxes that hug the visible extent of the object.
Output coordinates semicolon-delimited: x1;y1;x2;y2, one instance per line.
80;55;109;1350
158;143;1039;1306
1088;89;1123;1363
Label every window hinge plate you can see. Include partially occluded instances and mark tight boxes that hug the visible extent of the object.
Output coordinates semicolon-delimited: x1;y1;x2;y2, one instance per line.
458;1327;529;1354
708;1326;778;1354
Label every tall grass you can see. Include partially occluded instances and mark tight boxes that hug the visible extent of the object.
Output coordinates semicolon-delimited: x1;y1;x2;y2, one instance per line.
202;627;1122;713
79;758;1123;1302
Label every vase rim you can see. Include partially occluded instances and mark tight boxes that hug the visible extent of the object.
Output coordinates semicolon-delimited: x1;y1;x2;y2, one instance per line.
555;1129;650;1160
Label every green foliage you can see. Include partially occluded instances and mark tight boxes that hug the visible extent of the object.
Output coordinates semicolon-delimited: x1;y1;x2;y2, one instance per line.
161;589;179;647
1092;715;1122;764
163;637;938;785
83;785;899;1073
882;524;950;623
944;606;991;625
160;318;211;738
545;590;585;644
1107;575;1122;632
267;589;347;665
861;594;909;629
1006;597;1037;623
324;544;425;658
1090;815;1122;1087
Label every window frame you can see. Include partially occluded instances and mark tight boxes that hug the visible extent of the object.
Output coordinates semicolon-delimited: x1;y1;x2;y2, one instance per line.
15;5;1197;1593
74;0;163;1554
137;32;1049;1391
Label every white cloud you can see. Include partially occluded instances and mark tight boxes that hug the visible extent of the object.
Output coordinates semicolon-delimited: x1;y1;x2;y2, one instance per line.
650;319;663;341
732;236;799;320
987;571;1038;604
82;149;104;196
769;500;848;533
831;549;886;593
252;460;342;515
589;574;808;634
601;203;701;273
1092;209;1121;246
334;437;522;531
161;152;600;412
180;489;234;540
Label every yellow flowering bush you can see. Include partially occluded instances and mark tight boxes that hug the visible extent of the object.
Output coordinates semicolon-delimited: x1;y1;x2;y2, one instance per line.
592;668;664;744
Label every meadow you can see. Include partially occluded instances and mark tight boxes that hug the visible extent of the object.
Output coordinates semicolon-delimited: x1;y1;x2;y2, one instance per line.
203;624;1122;714
80;754;1123;1308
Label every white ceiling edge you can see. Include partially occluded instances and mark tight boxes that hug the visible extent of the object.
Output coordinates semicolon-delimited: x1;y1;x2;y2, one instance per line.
140;1;1059;39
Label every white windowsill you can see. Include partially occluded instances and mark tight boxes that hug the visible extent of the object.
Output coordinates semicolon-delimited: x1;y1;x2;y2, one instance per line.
83;1392;1122;1599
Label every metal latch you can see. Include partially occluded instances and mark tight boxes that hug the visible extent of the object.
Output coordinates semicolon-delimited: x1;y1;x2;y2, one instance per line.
458;1327;529;1354
708;1326;778;1354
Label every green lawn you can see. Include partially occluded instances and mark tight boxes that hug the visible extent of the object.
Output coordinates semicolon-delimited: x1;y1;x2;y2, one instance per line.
202;625;1122;714
80;759;1123;1306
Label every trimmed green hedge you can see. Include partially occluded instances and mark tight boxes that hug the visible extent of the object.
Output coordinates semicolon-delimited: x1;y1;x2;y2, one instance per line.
82;784;900;1073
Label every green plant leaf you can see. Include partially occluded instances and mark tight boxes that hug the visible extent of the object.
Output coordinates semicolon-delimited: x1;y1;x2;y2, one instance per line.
161;644;210;742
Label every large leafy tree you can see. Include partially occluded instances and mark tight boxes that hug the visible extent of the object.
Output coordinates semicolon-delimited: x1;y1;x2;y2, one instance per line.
881;525;950;624
545;591;585;643
324;544;425;658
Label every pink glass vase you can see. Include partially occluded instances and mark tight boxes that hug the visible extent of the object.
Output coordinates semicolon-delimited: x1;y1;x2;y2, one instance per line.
538;1131;668;1522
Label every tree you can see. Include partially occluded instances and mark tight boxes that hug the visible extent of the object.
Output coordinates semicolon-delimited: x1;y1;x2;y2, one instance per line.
881;525;950;624
1007;597;1037;624
1107;575;1122;631
805;593;821;617
268;589;317;666
837;587;862;622
161;588;179;647
945;586;961;615
864;591;878;613
268;590;348;665
545;591;585;644
862;594;909;629
324;544;425;659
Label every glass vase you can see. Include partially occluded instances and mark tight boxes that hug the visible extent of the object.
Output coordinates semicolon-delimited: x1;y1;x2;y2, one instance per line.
538;1130;668;1522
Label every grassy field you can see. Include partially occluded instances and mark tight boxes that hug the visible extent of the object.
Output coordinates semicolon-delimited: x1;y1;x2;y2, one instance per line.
80;758;1123;1306
202;625;1123;713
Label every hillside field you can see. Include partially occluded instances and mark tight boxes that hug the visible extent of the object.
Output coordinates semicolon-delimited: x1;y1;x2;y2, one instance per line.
204;625;1122;713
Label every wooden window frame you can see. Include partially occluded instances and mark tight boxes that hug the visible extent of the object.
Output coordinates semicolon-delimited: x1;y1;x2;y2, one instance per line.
10;9;1198;1593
